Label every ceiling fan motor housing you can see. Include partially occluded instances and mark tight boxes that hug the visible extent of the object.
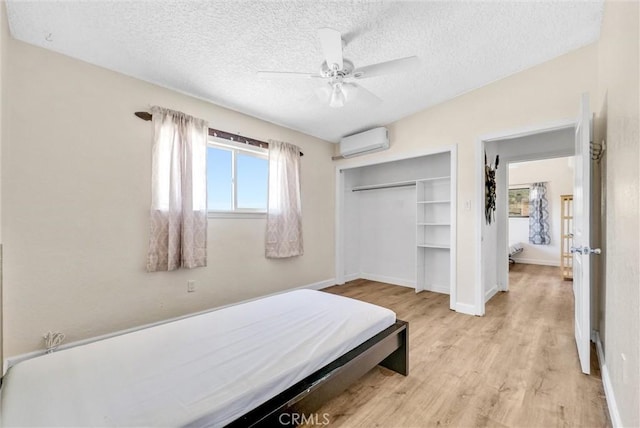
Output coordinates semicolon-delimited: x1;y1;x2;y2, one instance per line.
321;59;354;82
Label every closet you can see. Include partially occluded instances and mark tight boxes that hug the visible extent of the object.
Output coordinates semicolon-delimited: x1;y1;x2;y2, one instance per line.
339;148;456;304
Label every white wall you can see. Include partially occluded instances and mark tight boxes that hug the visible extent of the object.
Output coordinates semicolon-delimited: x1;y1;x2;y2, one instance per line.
595;1;639;426
342;168;361;279
358;186;416;286
2;36;336;357
508;157;574;266
482;144;499;301
335;44;597;313
0;1;7;370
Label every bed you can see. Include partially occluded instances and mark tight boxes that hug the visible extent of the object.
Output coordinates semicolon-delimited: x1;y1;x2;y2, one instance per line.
509;242;524;264
1;289;408;427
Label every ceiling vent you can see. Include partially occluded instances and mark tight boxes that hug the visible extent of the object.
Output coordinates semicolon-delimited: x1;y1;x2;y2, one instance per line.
339;127;389;158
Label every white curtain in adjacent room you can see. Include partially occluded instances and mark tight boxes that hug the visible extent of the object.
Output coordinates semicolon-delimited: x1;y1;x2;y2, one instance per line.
529;181;551;245
265;140;303;258
146;106;208;271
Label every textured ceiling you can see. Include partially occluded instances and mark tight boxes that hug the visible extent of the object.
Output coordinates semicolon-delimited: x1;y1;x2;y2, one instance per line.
5;1;603;143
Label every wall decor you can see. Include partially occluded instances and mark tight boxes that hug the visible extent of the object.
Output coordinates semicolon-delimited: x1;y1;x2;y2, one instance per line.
508;187;530;217
484;152;499;225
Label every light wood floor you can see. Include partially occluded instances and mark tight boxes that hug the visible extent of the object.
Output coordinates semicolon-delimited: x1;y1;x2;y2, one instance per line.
314;264;609;427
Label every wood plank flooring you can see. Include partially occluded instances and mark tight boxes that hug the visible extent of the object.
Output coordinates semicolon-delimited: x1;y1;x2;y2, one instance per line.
312;264;609;427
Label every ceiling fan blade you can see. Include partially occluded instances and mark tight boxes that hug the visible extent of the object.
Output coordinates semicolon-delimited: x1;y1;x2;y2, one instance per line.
353;56;419;79
318;28;344;70
257;71;322;79
315;85;332;102
343;82;382;104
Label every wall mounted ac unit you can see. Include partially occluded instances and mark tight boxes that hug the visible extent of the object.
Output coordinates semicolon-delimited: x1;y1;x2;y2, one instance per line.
339;127;389;158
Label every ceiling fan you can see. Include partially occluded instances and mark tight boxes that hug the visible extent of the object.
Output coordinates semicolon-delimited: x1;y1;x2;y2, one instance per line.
257;28;419;108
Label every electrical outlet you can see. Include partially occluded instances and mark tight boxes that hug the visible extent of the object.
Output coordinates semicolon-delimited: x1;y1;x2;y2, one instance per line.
187;280;196;293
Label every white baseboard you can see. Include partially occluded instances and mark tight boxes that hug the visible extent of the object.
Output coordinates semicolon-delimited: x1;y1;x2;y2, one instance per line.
359;273;415;289
4;277;337;372
302;279;336;290
342;273;360;283
455;302;478;316
424;284;450;295
595;332;622;428
512;257;560;267
485;285;498;302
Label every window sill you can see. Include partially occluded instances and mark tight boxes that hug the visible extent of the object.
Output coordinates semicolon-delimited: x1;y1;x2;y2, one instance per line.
208;211;267;219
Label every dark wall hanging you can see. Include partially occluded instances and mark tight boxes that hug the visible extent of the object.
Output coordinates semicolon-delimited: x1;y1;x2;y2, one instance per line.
485;152;499;225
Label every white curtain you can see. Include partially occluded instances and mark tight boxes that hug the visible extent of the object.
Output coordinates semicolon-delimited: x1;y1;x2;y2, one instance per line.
529;182;551;245
146;106;208;271
265;140;303;258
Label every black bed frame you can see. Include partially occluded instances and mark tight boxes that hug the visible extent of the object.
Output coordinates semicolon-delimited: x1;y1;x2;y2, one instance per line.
223;320;408;427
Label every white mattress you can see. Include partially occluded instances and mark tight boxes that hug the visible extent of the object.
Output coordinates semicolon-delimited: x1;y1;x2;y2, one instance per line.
1;289;396;427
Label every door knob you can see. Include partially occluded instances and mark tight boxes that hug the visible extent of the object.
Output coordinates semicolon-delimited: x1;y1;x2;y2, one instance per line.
571;246;602;255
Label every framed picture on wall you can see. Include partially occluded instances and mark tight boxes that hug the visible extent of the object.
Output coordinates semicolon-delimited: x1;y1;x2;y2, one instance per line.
509;187;530;217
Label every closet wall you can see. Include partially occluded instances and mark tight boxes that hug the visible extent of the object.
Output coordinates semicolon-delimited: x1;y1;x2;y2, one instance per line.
342;151;453;294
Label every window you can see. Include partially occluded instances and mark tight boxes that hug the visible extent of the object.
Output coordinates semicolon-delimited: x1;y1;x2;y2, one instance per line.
207;139;268;215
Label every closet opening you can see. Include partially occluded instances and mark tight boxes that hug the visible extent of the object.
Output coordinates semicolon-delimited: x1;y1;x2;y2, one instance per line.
335;147;457;311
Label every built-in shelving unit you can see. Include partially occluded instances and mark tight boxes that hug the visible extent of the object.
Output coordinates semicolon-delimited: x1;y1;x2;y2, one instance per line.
560;194;574;281
416;174;452;294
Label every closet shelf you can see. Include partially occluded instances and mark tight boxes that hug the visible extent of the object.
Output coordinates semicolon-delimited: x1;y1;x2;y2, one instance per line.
351;180;416;192
417;200;450;204
417;243;451;249
417;223;451;226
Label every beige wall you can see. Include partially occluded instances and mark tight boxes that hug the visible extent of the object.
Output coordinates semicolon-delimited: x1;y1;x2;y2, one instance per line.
2;37;335;357
336;44;598;308
595;1;640;426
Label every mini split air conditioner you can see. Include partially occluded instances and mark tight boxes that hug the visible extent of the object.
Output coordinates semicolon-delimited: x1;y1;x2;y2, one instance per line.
339;127;389;158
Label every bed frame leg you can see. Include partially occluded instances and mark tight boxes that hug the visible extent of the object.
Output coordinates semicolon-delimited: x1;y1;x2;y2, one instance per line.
379;322;408;376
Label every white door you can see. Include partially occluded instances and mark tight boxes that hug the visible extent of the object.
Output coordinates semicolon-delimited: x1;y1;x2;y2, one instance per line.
572;93;597;375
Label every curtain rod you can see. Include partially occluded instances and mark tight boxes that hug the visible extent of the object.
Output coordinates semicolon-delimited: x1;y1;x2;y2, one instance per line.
134;112;303;156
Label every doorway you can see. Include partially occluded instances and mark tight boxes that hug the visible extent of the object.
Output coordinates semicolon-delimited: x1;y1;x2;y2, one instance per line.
477;123;576;315
506;156;575;286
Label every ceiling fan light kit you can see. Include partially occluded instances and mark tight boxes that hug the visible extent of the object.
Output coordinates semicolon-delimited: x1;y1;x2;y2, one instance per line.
329;83;346;108
258;28;419;108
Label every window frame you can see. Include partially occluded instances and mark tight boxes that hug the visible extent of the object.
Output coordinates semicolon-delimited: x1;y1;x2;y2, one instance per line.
207;137;269;218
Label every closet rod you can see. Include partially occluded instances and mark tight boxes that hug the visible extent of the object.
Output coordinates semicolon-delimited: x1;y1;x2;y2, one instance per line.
352;182;416;192
134;112;303;156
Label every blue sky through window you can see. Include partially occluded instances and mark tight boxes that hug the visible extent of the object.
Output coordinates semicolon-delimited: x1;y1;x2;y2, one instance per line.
207;145;268;211
237;153;268;209
207;147;232;210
